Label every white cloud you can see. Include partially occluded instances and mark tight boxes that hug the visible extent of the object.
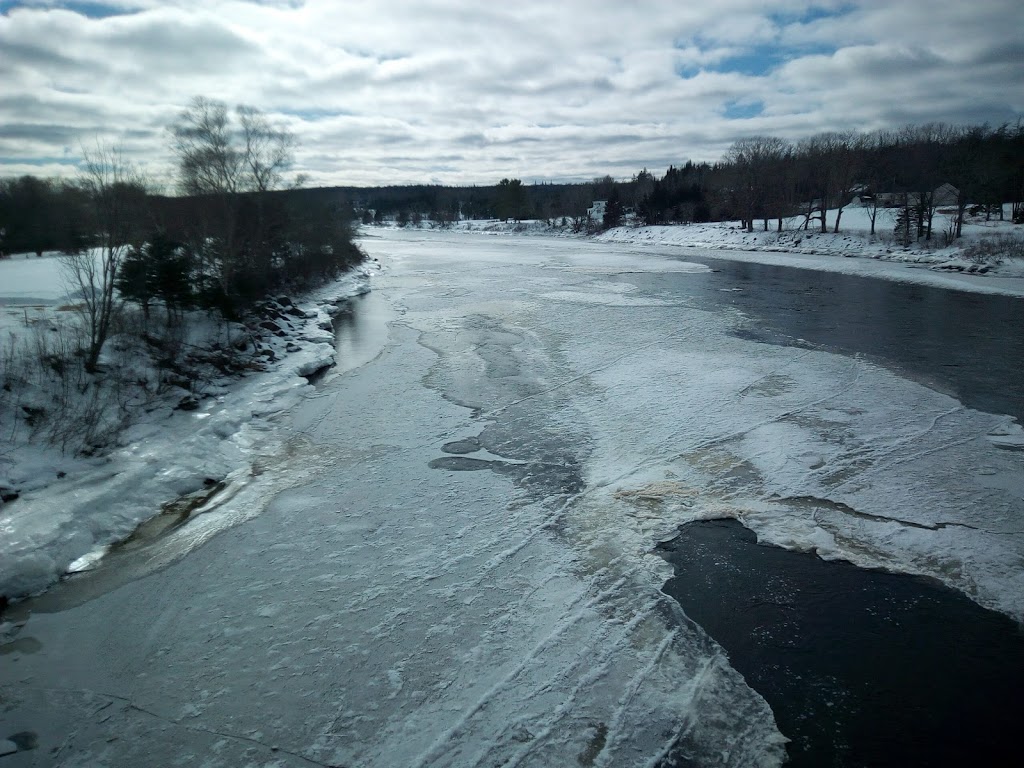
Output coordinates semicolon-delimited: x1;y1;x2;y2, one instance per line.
0;0;1020;186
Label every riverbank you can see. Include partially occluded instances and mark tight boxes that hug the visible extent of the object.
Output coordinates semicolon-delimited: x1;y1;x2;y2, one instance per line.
596;222;1024;298
384;205;1024;297
0;263;374;602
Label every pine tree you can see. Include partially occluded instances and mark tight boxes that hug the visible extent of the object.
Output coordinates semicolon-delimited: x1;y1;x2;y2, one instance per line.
893;207;913;247
602;187;623;230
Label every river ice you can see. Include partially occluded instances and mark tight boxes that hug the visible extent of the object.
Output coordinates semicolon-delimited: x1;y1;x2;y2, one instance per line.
2;229;1022;766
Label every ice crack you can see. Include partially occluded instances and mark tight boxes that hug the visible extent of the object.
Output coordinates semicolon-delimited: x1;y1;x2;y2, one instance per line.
776;495;1024;535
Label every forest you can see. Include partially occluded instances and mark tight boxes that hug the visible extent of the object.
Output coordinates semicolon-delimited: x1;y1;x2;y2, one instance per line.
3;120;1023;271
313;121;1024;238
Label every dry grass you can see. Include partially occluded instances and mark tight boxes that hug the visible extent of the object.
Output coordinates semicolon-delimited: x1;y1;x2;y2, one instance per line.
961;232;1024;265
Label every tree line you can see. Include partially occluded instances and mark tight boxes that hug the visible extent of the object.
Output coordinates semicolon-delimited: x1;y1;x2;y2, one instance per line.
713;122;1024;239
326;121;1024;238
0;98;367;459
2;97;363;373
5;119;1022;262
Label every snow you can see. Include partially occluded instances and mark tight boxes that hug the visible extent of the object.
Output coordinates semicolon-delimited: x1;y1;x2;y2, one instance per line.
599;228;1024;298
0;252;72;303
0;257;373;599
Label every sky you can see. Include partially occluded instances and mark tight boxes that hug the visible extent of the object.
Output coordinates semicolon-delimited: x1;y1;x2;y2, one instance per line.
0;0;1021;188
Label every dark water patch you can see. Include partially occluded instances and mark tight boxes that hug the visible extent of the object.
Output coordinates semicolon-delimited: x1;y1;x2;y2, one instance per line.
6;731;38;752
657;519;1024;768
429;454;585;498
109;481;226;554
0;637;42;655
620;262;1024;421
332;290;393;376
441;437;481;454
308;291;391;386
478;416;582;468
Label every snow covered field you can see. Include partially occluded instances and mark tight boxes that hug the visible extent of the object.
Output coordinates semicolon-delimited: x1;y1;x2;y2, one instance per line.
1;228;1023;766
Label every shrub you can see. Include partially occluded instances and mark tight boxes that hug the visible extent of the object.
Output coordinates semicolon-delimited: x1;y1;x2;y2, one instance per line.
961;233;1024;265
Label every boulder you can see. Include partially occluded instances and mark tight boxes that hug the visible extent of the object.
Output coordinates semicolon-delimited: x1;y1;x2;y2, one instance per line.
176;395;200;411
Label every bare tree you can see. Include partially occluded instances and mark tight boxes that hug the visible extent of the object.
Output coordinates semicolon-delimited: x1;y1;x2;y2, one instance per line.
795;132;863;233
170;97;296;307
172;97;243;196
826;132;865;233
896;123;953;241
60;144;146;372
172;97;295;196
238;105;295;193
725;136;790;232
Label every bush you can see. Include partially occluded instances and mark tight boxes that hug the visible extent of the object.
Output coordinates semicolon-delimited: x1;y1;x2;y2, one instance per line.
961;233;1024;265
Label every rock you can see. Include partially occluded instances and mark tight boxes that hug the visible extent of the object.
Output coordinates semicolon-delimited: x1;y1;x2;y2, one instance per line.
0;489;19;504
259;348;277;361
276;295;293;307
286;342;302;353
0;739;17;757
165;376;193;391
176;395;200;411
259;320;282;333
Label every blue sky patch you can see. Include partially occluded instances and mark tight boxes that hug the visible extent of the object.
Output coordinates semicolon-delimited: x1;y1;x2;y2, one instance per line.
711;43;836;76
0;1;133;18
723;100;764;120
0;155;81;167
768;3;855;26
282;107;355;121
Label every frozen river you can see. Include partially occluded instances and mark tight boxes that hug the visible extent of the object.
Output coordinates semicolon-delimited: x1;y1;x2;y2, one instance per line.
2;230;1023;766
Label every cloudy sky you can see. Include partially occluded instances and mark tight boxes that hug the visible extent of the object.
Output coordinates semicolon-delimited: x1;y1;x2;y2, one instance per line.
1;0;1021;188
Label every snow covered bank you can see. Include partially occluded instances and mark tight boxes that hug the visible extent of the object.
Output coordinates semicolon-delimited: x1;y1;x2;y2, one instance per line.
594;207;1024;298
375;205;1024;297
0;262;374;601
598;227;1024;299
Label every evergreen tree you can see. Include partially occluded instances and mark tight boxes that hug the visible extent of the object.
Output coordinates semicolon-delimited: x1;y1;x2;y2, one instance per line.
115;231;193;324
602;187;623;230
497;178;526;221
